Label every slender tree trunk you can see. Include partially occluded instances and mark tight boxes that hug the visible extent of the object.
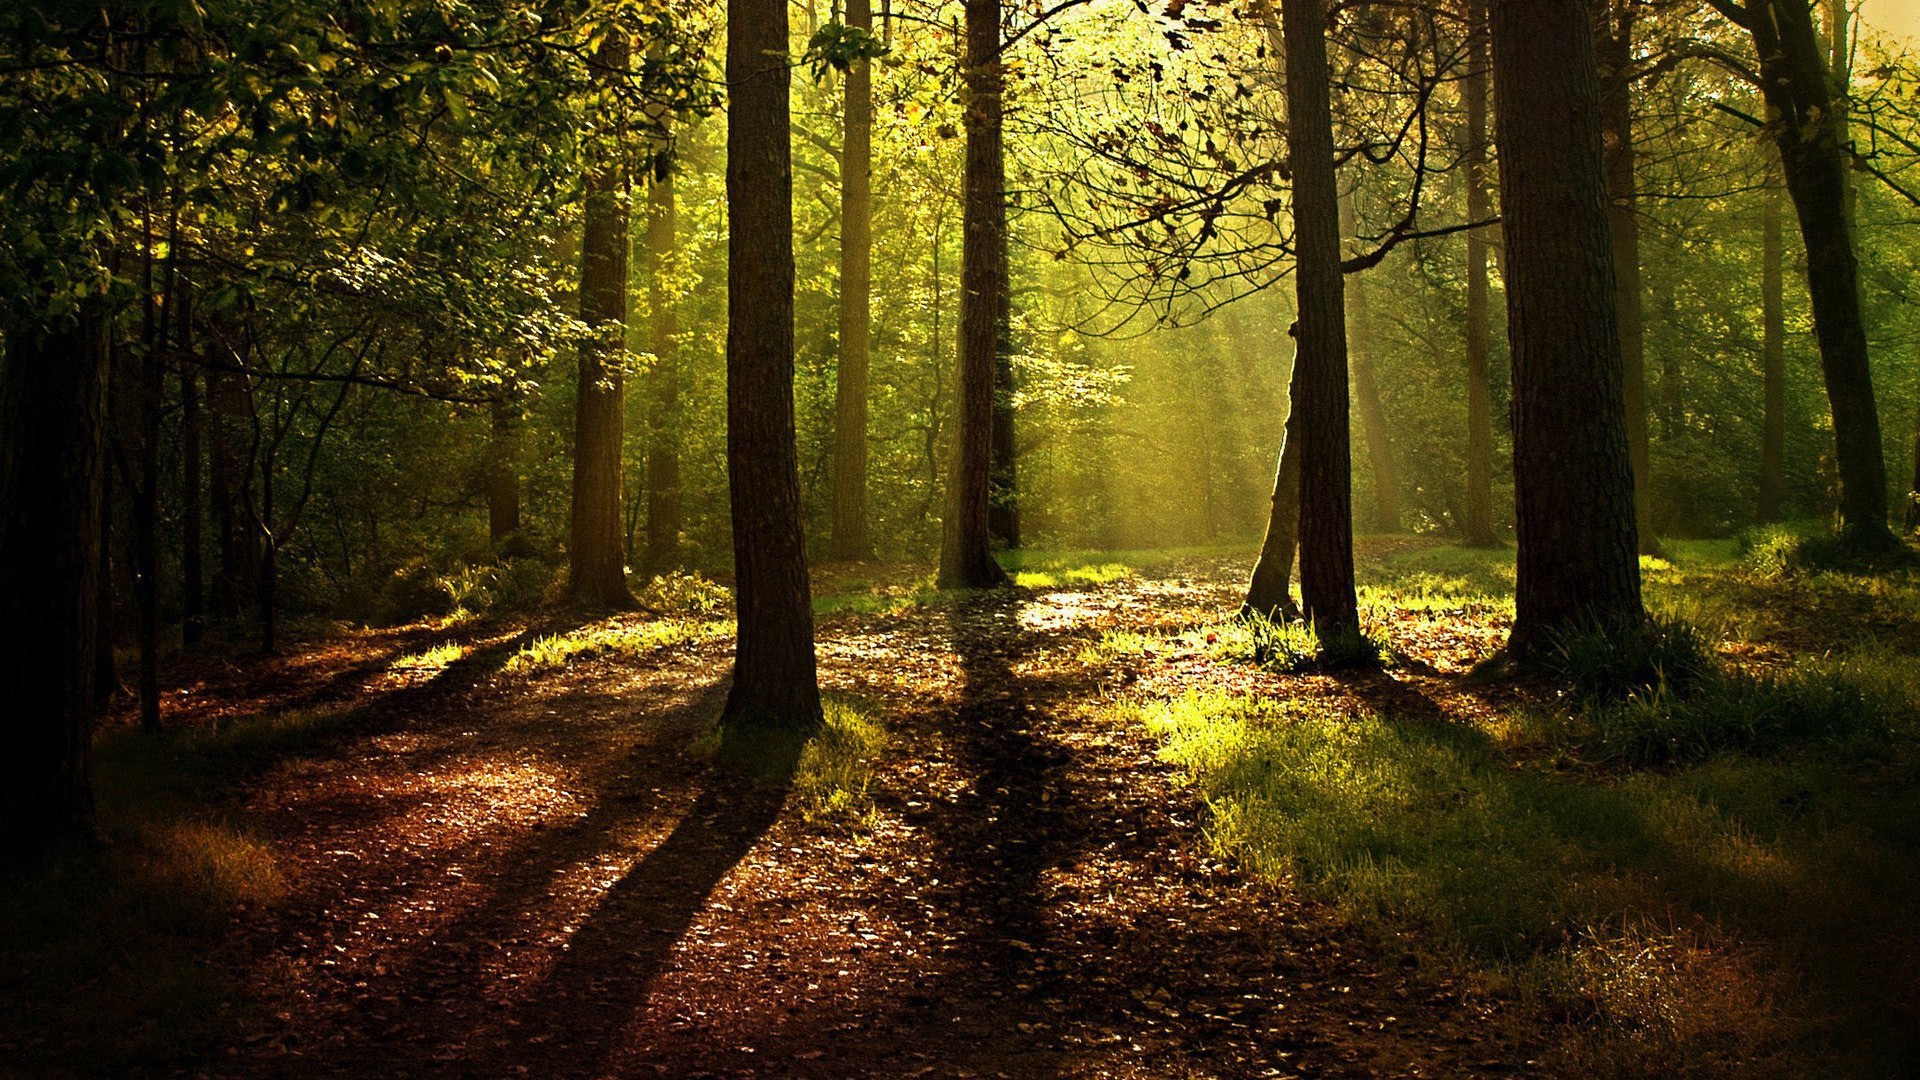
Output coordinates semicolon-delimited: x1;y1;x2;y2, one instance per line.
1463;0;1498;547
989;326;1020;548
1759;177;1787;524
0;318;110;862
1742;0;1891;545
569;32;636;607
1490;0;1644;656
1244;382;1305;620
486;395;522;542
1599;4;1659;555
644;148;683;571
135;219;162;732
830;0;876;561
180;293;204;647
939;0;1011;588
1281;0;1358;642
258;457;277;654
1339;193;1400;533
723;0;823;732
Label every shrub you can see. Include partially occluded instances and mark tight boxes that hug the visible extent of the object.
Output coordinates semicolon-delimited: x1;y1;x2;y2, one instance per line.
637;570;734;616
1549;615;1720;703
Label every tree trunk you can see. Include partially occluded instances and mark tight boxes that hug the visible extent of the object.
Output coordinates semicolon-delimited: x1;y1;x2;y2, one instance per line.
644;147;683;572
989;330;1020;548
829;0;876;562
1598;3;1659;555
486;395;521;542
180;292;204;647
569;32;636;607
134;226;163;732
1463;0;1498;547
1759;176;1787;524
0;318;109;862
1743;0;1891;545
1280;0;1358;642
1339;193;1399;533
939;0;1011;589
1490;0;1644;656
1244;379;1304;620
723;0;823;732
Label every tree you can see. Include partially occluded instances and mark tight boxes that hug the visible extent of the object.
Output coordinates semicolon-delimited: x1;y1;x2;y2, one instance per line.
1714;0;1893;546
644;140;684;572
1462;0;1499;547
1490;0;1644;656
938;0;1012;589
1759;172;1787;524
723;0;824;732
1281;0;1360;643
829;0;877;562
569;32;637;608
1244;385;1305;620
0;318;110;862
1341;192;1400;533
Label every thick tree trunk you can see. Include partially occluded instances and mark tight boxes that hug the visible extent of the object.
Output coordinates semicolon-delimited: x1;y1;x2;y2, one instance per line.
569;33;635;607
1280;0;1358;642
939;0;1011;589
723;0;823;732
1744;0;1891;545
829;0;876;562
0;318;109;863
1463;0;1498;547
1759;177;1787;524
1490;0;1644;656
644;149;683;571
1339;193;1399;533
1598;5;1659;555
1244;378;1304;620
486;395;521;542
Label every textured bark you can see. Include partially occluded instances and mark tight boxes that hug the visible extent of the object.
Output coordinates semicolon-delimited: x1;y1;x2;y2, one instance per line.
829;0;876;561
486;396;521;542
723;0;824;732
938;0;1011;589
1490;0;1644;656
1280;0;1358;641
1744;0;1891;544
0;318;109;863
1598;4;1659;555
1759;178;1787;524
989;334;1020;548
644;149;684;571
568;32;635;607
1463;0;1498;547
1339;193;1399;533
1244;380;1304;621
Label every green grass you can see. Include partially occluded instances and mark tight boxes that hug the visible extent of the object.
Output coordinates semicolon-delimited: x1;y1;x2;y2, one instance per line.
794;699;890;827
503;617;732;673
813;574;942;616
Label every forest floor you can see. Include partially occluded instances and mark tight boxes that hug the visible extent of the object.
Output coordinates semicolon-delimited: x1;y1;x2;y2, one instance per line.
5;537;1919;1078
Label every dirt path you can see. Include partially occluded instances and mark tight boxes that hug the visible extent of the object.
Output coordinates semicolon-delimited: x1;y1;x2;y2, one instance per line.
203;562;1544;1078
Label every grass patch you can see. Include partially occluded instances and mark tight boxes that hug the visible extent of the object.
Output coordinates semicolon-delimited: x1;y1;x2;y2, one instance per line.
794;699;889;827
504;617;732;673
391;641;466;672
814;574;941;616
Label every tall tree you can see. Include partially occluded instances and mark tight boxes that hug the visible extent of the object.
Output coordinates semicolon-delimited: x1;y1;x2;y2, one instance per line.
486;394;522;542
569;32;636;607
0;317;110;862
1490;0;1644;655
1597;0;1660;555
1244;378;1305;620
829;0;877;561
644;141;684;571
1759;173;1787;524
1280;0;1359;642
1717;0;1892;546
723;0;824;731
1462;0;1498;547
1340;192;1400;533
939;0;1012;588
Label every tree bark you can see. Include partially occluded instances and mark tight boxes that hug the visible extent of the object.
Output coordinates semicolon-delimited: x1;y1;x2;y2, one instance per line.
1463;0;1498;547
486;394;522;542
1741;0;1891;545
1598;2;1659;555
1339;192;1399;533
0;318;109;863
723;0;824;732
569;31;636;607
1490;0;1644;656
644;146;684;572
1244;376;1304;620
939;0;1012;589
1280;0;1359;642
830;0;876;562
1759;175;1787;524
989;327;1021;548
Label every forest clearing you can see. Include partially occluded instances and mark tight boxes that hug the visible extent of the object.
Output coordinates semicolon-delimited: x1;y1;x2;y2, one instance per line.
9;0;1920;1075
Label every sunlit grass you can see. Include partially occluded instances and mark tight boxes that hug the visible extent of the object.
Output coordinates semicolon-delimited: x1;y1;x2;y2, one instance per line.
390;641;465;672
503;618;732;673
794;699;890;828
1010;561;1135;588
813;574;941;616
